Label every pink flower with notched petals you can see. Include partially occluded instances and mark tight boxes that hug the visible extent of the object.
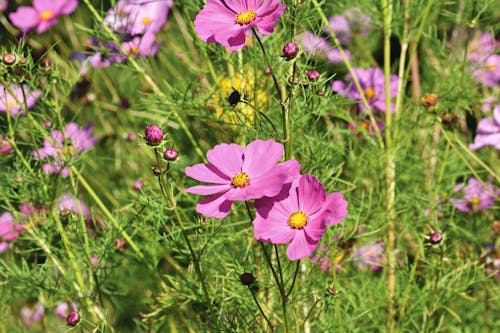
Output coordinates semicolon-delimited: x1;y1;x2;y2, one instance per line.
451;178;499;213
332;67;399;113
34;122;96;177
194;0;286;51
185;139;300;218
0;212;24;254
0;84;41;116
469;105;500;150
253;174;348;261
9;0;78;34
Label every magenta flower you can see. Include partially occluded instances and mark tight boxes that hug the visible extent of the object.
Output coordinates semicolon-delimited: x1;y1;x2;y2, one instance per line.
185;139;300;218
0;84;41;116
34;122;96;177
451;178;499;213
0;212;24;254
194;0;286;51
352;242;385;271
468;32;498;63
327;15;351;44
469;105;500;150
9;0;78;34
253;174;348;260
331;67;399;112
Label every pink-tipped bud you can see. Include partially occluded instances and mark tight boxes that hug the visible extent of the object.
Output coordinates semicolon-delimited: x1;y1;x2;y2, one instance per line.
144;125;163;145
0;135;12;156
163;148;178;161
429;232;443;244
3;52;16;65
282;42;299;58
66;310;81;326
307;69;320;81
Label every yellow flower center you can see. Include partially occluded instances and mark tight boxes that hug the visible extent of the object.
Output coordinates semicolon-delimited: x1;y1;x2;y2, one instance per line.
129;46;139;55
142;17;152;25
470;197;480;207
288;211;308;229
485;65;496;71
6;101;17;109
235;9;256;25
231;172;250;188
364;87;376;100
39;10;53;21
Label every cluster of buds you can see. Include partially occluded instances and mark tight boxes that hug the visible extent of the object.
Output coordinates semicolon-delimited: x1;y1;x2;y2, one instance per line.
144;125;178;162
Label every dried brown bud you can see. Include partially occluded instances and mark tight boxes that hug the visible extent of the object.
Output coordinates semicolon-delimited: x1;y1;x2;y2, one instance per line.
421;93;439;109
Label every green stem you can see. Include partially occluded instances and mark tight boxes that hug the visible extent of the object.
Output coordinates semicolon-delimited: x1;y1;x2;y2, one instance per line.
381;0;396;331
249;287;274;332
71;166;145;261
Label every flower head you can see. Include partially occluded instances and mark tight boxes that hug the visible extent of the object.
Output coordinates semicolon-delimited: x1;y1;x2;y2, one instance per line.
451;178;499;213
194;0;286;51
0;135;12;155
56;194;90;220
471;54;500;87
0;212;24;254
253;174;348;260
469;105;500;150
0;84;41;116
332;67;399;113
9;0;78;34
34;122;96;177
352;242;385;271
21;302;45;328
296;31;351;64
185;139;300;218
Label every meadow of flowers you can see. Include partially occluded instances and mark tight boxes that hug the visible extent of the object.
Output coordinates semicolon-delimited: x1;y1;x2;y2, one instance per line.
0;0;499;332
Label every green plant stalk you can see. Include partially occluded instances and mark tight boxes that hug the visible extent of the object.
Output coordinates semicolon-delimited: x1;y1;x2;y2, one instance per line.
53;214;102;324
381;0;396;332
71;166;145;260
311;0;384;148
249;287;274;331
81;0;205;161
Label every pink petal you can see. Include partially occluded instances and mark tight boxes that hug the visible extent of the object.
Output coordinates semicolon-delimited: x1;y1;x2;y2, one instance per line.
206;143;244;177
195;193;233;219
61;0;78;15
476;118;499;134
36;19;57;34
321;192;348;226
242;139;283;178
286;230;319;261
185;163;231;184
303;216;326;241
9;7;40;32
253;212;295;244
297;174;326;215
185;184;230;196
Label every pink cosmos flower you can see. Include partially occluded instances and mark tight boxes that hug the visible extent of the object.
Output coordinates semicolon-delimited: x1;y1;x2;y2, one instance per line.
296;31;351;64
471;54;500;87
332;67;399;113
9;0;78;34
34;122;96;177
0;212;24;254
253;174;348;260
468;32;498;63
21;302;45;328
451;178;499;213
56;194;90;220
352;242;385;271
469;105;500;150
185;139;300;218
194;0;286;51
0;84;41;116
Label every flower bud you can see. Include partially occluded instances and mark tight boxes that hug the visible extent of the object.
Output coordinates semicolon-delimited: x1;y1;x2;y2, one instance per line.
239;272;255;286
0;135;12;156
307;69;320;81
228;89;241;105
3;52;16;65
429;232;443;244
66;310;81;326
163;148;178;161
282;42;299;59
144;125;163;145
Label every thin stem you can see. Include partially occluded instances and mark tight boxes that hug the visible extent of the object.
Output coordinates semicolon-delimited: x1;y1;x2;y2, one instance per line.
286;260;300;297
249;287;274;332
71;166;145;261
